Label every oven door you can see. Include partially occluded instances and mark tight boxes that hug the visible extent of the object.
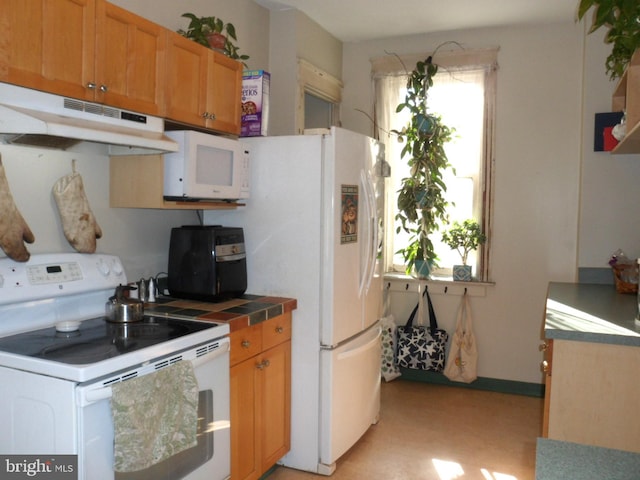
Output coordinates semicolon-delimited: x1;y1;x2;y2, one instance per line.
77;338;230;480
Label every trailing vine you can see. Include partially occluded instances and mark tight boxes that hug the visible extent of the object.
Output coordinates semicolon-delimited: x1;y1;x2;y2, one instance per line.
392;56;454;276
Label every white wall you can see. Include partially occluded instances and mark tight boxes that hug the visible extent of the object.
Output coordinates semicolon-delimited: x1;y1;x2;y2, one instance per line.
267;9;343;135
0;144;198;281
578;30;640;266
111;0;270;70
341;22;585;384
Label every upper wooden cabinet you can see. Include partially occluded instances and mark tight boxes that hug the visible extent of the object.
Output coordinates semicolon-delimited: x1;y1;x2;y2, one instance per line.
94;1;166;115
165;31;242;135
1;0;96;101
0;0;241;136
0;0;165;116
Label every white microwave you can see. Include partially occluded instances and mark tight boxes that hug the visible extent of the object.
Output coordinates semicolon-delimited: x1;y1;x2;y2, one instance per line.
164;130;250;201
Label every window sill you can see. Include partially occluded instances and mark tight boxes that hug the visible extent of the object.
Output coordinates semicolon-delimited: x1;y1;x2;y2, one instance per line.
383;272;495;297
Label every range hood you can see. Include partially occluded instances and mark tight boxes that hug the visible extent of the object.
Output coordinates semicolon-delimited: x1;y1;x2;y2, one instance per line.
0;83;178;154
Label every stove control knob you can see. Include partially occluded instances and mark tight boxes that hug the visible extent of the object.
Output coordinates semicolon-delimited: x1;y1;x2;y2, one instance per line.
111;259;124;277
96;258;110;277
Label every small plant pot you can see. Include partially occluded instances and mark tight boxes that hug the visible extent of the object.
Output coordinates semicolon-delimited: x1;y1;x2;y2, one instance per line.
413;260;431;279
206;32;226;51
452;265;472;282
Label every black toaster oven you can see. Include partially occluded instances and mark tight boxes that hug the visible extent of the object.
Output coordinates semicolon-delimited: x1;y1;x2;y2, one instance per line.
168;225;247;302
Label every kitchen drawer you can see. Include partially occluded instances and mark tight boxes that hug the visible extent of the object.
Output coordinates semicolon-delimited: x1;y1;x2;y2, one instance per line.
230;323;263;366
262;313;292;351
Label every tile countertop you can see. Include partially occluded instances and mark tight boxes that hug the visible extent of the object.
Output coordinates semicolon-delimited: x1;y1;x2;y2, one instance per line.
144;294;297;333
545;282;640;347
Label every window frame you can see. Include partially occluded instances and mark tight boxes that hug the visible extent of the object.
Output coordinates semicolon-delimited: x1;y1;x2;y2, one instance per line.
371;48;498;282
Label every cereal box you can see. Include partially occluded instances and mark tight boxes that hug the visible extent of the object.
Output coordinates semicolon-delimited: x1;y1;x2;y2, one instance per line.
241;70;270;137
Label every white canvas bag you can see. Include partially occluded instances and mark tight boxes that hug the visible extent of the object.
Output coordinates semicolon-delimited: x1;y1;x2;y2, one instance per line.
444;293;478;383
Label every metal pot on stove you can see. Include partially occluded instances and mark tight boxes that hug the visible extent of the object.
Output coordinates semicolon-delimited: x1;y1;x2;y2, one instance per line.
105;285;144;323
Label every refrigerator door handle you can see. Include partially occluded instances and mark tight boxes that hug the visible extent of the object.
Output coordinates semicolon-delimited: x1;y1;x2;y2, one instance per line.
336;325;381;360
366;170;378;294
360;169;378;296
358;170;373;297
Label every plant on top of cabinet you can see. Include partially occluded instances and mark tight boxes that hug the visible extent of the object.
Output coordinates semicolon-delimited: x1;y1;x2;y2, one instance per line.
178;13;250;66
392;55;454;279
441;219;486;281
577;0;640;80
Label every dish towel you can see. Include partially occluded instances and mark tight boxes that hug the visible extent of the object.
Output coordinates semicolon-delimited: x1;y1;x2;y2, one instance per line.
110;361;199;473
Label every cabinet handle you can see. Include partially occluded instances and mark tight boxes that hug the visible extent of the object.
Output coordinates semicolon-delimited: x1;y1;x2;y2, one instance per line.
541;360;549;374
208;113;216;120
100;84;108;93
275;326;284;334
86;82;96;90
539;342;548;352
241;340;251;349
256;359;270;370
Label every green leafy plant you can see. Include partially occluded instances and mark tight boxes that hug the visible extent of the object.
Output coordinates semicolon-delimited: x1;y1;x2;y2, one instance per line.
178;13;249;65
392;56;454;276
577;0;640;80
441;219;486;266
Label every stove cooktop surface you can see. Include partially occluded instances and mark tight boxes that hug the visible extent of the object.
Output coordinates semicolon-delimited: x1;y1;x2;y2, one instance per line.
0;315;220;365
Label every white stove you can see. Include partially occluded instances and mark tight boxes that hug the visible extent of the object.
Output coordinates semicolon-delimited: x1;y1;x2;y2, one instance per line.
0;253;231;480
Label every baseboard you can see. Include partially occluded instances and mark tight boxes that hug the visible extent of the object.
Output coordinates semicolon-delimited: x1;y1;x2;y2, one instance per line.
397;368;545;398
260;465;278;479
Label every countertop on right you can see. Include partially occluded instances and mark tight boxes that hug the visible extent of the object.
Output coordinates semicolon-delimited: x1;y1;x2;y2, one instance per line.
545;282;640;347
536;438;640;480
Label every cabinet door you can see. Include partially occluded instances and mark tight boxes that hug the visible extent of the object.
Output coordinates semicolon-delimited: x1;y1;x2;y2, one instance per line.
95;0;165;115
541;339;553;438
259;341;291;471
230;357;260;480
0;0;95;100
206;52;242;134
164;31;209;127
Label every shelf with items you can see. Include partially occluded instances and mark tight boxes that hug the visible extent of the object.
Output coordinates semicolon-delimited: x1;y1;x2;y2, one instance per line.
109;154;243;210
611;49;640;154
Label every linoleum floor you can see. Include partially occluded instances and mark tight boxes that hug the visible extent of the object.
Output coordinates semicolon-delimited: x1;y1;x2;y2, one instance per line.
266;379;543;480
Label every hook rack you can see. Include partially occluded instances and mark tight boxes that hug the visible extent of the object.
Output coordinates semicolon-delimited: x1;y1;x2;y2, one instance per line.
386;280;486;297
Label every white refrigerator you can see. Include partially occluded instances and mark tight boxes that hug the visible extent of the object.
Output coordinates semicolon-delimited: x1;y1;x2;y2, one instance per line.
205;126;385;474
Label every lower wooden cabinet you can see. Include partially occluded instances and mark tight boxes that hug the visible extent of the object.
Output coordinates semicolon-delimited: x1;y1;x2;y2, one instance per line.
230;313;291;480
543;337;640;453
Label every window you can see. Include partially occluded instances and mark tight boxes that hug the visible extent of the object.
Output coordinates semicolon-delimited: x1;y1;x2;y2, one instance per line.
372;48;497;281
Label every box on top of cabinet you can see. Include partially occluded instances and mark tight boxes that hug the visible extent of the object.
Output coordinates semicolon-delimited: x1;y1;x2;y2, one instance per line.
241;70;270;137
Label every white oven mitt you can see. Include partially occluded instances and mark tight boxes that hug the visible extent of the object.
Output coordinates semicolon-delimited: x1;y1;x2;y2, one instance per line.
0;154;35;262
53;160;102;253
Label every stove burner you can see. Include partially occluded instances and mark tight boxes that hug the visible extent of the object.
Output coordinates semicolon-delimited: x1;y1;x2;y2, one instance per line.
0;315;219;365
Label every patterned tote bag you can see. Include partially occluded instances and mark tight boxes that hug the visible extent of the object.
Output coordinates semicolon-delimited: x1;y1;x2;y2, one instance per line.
396;286;448;371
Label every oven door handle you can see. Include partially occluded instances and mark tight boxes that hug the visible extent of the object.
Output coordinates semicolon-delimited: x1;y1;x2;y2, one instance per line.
80;341;230;406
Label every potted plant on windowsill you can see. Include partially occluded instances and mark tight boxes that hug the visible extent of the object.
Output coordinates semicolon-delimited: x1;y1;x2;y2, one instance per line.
577;0;640;80
392;56;454;278
178;13;250;66
441;219;486;281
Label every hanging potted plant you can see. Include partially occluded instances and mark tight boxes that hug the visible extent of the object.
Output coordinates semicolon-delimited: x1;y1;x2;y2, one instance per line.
392;56;454;278
441;219;486;281
178;13;250;66
577;0;640;80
